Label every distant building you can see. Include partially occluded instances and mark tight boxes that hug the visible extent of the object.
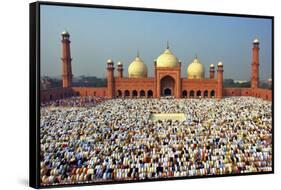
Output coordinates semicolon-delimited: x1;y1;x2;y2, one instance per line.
40;77;52;90
40;32;272;102
234;80;249;84
267;78;272;89
267;77;272;85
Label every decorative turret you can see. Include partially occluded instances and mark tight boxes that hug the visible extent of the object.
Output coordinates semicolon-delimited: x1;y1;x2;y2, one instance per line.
209;64;215;79
117;61;123;78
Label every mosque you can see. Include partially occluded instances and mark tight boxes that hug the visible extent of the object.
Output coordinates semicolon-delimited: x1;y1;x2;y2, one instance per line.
40;31;272;102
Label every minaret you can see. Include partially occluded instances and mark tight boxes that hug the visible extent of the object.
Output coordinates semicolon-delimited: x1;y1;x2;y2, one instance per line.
61;30;73;88
154;59;157;77
154;59;157;98
217;61;223;99
251;38;260;89
117;61;123;78
177;60;182;99
209;64;215;79
107;59;115;98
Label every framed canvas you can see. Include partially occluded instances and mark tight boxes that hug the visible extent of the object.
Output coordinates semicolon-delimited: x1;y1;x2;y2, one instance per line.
29;1;274;188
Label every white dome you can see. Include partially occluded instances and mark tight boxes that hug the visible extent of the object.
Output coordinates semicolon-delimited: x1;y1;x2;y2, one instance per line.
128;55;148;78
117;61;122;66
107;59;113;63
210;64;214;67
253;38;259;43
61;30;69;36
187;57;205;79
218;61;223;66
156;47;179;68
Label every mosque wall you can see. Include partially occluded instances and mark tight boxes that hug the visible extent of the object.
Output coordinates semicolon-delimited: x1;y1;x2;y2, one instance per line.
240;88;253;96
253;88;272;101
72;87;107;97
181;78;218;98
40;87;73;103
114;77;156;97
223;87;271;101
223;88;251;96
40;85;271;102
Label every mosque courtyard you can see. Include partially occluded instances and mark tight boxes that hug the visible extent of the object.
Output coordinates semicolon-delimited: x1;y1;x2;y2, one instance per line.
40;97;272;185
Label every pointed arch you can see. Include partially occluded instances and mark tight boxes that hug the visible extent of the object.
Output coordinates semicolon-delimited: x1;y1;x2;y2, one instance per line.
124;90;130;98
204;90;208;98
117;90;122;97
140;90;145;97
190;90;195;98
210;90;215;98
147;90;153;98
182;90;187;97
196;90;201;98
132;90;138;97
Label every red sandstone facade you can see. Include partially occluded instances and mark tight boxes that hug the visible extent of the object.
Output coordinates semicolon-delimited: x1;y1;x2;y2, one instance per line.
40;33;272;103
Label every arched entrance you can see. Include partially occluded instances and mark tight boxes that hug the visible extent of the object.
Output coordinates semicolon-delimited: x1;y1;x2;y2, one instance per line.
164;88;172;96
190;90;194;98
140;90;145;97
196;90;201;98
147;90;153;98
204;90;208;98
210;90;215;98
182;90;187;97
160;75;175;97
117;90;122;97
132;90;138;98
124;90;130;98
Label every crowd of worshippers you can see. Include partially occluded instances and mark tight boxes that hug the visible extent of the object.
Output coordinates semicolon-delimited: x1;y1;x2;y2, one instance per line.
40;97;272;185
41;96;108;107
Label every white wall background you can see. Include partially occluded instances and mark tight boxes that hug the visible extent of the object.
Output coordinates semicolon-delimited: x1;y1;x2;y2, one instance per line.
0;0;279;189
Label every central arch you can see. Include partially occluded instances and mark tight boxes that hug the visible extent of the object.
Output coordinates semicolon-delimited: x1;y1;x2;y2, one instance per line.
160;75;175;97
164;88;172;96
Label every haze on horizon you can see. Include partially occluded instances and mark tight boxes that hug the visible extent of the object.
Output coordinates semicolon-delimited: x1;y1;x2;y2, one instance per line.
40;5;272;81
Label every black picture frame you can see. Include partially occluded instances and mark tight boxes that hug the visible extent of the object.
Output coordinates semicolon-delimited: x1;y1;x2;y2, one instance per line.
30;1;274;189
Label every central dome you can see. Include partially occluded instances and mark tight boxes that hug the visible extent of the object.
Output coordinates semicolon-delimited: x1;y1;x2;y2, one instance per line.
156;45;179;68
128;53;148;78
187;57;205;79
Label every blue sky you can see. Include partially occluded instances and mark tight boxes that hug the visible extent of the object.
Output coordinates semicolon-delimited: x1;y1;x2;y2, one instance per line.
40;5;272;80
